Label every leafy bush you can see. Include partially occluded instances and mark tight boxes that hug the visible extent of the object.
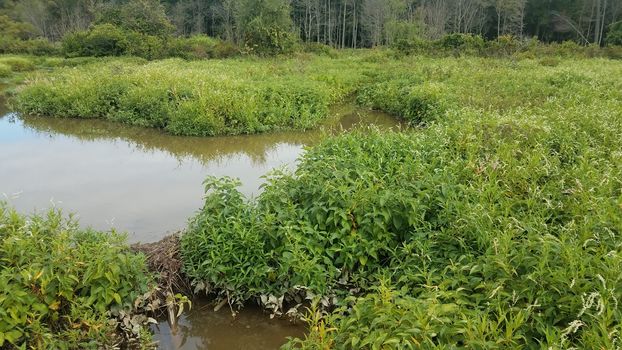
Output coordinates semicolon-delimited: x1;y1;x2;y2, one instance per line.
242;19;297;56
391;36;430;55
0;38;59;56
300;42;337;57
63;24;131;57
95;0;175;37
0;203;156;348
237;0;298;55
438;33;485;54
606;21;622;46
0;15;36;40
358;79;448;124
0;15;59;56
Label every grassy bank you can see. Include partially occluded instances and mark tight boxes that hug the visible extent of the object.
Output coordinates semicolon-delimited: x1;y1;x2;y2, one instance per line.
177;55;622;348
10;54;365;136
9;51;622;135
0;55;106;97
0;204;157;348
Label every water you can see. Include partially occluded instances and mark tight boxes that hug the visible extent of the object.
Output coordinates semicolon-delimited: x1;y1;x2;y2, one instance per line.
153;300;306;350
0;103;399;243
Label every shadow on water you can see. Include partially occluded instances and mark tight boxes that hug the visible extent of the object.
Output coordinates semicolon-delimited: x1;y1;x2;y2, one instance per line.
0;103;401;242
153;299;306;350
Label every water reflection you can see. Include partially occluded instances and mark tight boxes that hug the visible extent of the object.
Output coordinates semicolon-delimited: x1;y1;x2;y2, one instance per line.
0;104;400;242
153;300;305;350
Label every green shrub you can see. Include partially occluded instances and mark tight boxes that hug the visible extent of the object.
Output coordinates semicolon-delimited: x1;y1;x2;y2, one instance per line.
391;37;430;55
243;20;297;56
63;28;237;60
0;203;156;348
358;78;448;124
124;31;167;60
181;177;274;305
539;57;561;66
301;42;337;57
11;56;354;135
174;56;622;348
438;33;485;53
606;21;622;46
237;0;298;56
95;0;175;37
604;45;622;59
0;37;59;56
63;24;130;57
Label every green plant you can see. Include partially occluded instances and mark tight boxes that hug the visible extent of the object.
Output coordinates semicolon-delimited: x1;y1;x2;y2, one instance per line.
358;77;448;125
0;203;157;348
167;35;239;60
95;0;175;37
170;54;622;348
11;55;357;135
237;0;298;56
63;24;131;57
606;21;622;46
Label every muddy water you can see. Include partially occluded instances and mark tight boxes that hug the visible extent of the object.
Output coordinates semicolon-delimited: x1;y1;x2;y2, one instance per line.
0;104;399;243
153;300;306;350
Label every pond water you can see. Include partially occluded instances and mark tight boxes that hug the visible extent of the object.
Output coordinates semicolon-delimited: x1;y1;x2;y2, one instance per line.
153;299;306;350
0;102;399;243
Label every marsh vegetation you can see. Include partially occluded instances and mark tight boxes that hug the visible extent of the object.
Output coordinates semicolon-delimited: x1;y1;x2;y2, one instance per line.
1;1;621;348
2;49;622;349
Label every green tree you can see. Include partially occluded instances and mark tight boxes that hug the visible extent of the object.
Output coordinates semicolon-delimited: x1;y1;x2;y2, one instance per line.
606;21;622;45
97;0;175;36
0;14;35;39
235;0;297;55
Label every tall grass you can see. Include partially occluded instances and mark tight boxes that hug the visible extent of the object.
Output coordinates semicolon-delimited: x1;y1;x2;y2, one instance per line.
11;52;622;136
11;55;369;136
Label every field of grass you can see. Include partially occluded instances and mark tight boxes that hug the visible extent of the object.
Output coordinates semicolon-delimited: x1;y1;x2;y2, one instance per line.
177;55;622;348
3;51;622;348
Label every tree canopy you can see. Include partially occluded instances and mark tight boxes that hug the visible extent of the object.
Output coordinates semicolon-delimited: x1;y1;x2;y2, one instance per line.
1;0;621;48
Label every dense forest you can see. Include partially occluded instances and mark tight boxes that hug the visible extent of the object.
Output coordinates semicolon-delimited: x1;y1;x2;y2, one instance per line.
1;0;621;49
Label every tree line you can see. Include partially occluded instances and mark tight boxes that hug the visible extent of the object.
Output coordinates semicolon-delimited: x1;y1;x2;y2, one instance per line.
1;0;621;48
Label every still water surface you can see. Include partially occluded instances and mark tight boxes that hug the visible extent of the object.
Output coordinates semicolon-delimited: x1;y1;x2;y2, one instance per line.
153;300;306;350
0;103;398;243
